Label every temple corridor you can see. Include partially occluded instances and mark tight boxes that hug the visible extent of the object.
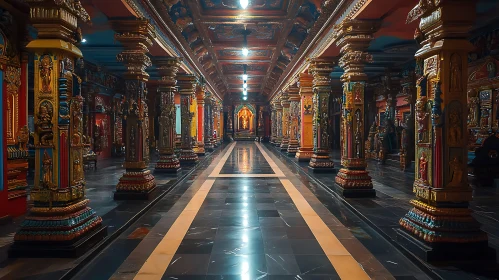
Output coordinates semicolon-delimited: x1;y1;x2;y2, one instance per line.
71;142;430;280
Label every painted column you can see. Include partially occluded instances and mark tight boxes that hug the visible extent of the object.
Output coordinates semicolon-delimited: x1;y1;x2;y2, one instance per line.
154;57;182;173
204;94;214;152
287;85;300;155
190;87;199;155
398;0;494;262
10;0;105;257
333;20;378;197
112;20;156;199
296;73;314;161
195;84;205;155
308;59;335;172
177;74;199;164
211;100;219;147
218;104;223;144
269;105;276;144
280;92;290;151
274;102;283;146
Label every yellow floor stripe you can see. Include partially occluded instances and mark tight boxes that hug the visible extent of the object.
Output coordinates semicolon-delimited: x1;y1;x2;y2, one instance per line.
134;143;236;280
255;143;371;280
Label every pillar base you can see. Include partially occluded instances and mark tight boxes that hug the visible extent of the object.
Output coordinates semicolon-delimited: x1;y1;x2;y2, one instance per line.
155;154;181;173
10;195;106;258
115;169;157;200
195;142;206;156
205;141;214;152
180;148;199;165
274;140;282;147
308;153;335;173
334;168;375;198
396;228;495;263
287;140;299;156
295;148;313;162
280;139;289;151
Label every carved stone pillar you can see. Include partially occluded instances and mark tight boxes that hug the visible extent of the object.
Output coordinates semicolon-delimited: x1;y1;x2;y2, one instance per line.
287;86;300;155
270;103;277;144
280;92;290;151
154;57;182;173
332;20;378;197
204;94;214;152
111;19;156;199
397;0;495;262
177;74;199;164
195;85;205;156
212;100;219;148
296;73;314;161
274;103;283;146
308;59;335;172
10;0;106;257
218;104;223;144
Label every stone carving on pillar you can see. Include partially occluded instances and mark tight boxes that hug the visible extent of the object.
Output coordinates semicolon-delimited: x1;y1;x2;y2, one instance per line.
398;0;495;262
10;0;106;257
154;57;182;173
270;102;277;144
280;92;290;151
308;58;335;172
333;19;379;197
274;102;283;146
296;73;314;161
112;19;156;199
204;94;214;152
177;74;199;164
211;99;219;147
287;85;300;155
195;84;206;156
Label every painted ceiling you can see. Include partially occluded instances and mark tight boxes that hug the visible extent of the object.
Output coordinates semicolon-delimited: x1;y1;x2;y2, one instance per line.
154;0;321;98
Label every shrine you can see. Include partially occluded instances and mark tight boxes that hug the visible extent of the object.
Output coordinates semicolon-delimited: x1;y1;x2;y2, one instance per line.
1;0;499;279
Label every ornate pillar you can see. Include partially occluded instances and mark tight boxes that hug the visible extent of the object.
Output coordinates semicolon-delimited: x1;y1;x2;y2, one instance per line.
218;104;224;144
280;92;290;151
112;19;156;199
204;94;214;152
177;74;199;164
287;85;300;155
308;59;335;172
211;99;219;147
333;20;378;197
154;57;182;173
296;73;314;161
398;0;495;261
10;0;106;257
274;102;283;146
270;103;277;144
195;84;205;155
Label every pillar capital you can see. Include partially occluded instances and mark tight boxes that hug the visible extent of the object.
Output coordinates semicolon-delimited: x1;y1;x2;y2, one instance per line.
112;19;156;81
25;0;90;44
280;92;290;108
196;84;206;104
177;74;197;95
308;58;336;90
298;73;313;95
288;85;300;102
333;20;379;82
154;57;183;87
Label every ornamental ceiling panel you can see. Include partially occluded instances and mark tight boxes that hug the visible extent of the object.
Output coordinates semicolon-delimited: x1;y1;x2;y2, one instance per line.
153;0;323;98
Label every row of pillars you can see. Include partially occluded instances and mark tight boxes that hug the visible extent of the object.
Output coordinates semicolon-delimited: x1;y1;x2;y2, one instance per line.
8;1;223;257
270;1;495;262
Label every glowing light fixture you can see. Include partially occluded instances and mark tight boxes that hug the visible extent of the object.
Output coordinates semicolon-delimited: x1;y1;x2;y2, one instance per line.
242;74;248;81
243;90;247;96
243;96;247;100
241;29;250;56
242;47;249;56
243;83;247;89
240;0;249;9
82;38;87;43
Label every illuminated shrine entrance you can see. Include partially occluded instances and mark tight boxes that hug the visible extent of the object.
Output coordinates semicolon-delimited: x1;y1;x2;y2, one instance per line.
234;105;256;140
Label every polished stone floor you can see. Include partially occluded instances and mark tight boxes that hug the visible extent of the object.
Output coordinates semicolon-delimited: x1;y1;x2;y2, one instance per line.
68;142;430;280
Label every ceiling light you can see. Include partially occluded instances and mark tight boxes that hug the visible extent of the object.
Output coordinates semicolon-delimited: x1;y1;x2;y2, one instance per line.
242;74;248;81
242;47;249;56
240;0;249;9
243;96;247;100
82;38;87;43
243;90;247;96
243;83;247;89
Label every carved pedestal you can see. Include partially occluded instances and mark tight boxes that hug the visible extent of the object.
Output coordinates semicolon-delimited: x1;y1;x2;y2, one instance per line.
178;74;199;165
397;0;495;262
280;92;290;151
10;1;106;257
154;57;182;173
113;20;157;200
308;59;334;172
296;73;314;161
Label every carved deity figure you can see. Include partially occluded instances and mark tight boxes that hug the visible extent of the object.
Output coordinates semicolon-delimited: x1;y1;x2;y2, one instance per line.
450;54;462;91
17;125;29;151
258;108;263;129
36;104;54;146
40;55;52;93
449;109;462;146
468;98;478;127
41;151;54;189
449;157;463;186
415;97;429;143
419;152;428;183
